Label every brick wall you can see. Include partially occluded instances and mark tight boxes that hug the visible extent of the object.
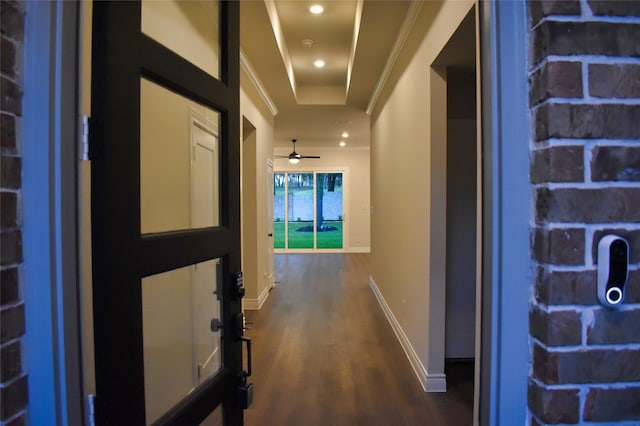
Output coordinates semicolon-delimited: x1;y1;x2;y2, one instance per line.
528;1;640;424
1;1;27;425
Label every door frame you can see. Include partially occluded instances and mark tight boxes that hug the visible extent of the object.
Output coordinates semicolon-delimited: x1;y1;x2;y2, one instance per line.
22;1;84;424
477;1;530;424
18;1;530;423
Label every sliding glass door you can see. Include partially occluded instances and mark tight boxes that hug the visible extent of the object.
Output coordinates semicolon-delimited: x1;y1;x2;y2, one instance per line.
273;171;343;251
287;173;314;249
315;173;343;249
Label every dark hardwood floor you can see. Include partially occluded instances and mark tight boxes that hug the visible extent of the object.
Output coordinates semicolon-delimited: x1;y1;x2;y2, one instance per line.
244;253;473;426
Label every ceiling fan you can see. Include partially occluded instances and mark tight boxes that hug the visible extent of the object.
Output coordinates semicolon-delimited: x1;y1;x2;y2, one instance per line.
275;139;320;164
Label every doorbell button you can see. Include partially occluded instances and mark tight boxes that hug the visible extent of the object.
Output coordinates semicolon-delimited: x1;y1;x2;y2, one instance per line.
597;235;630;309
605;287;623;305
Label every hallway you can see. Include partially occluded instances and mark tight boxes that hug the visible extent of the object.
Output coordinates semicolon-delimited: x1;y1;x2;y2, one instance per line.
244;254;473;426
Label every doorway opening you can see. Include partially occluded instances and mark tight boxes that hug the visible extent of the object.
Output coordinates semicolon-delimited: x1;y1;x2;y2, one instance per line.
429;5;478;408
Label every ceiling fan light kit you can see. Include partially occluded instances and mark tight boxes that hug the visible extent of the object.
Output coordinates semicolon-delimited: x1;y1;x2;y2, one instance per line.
275;139;321;164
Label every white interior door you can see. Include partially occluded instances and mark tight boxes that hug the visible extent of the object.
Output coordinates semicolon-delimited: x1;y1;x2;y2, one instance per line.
191;121;221;384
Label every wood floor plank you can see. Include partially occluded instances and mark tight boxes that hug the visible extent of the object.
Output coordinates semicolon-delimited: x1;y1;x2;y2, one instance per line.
244;253;473;426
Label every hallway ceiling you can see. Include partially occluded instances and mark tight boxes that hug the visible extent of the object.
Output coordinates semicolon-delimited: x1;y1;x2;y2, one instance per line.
240;0;415;149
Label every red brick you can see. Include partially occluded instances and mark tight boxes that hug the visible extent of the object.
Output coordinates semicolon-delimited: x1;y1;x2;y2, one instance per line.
591;146;640;181
0;156;21;189
529;61;583;105
590;64;640;99
0;375;27;421
535;267;597;306
528;1;581;28
531;145;584;183
533;227;585;266
535;103;640;141
587;308;640;345
0;304;24;343
627;269;640;303
0;1;24;41
1;113;17;153
528;379;580;424
530;305;582;347
536;187;640;223
0;340;21;382
0;230;22;266
531;21;640;66
535;344;640;385
0;268;19;305
0;77;21;116
533;343;559;384
584;386;640;422
0;36;16;77
588;1;640;17
1;191;18;228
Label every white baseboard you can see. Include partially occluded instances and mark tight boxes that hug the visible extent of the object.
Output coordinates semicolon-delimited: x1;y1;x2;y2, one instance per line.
345;247;370;253
369;276;447;393
273;247;370;254
244;285;270;310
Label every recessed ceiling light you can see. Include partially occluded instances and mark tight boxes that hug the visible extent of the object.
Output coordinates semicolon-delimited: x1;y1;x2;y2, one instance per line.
341;132;349;138
309;4;324;14
314;59;325;68
339;141;346;147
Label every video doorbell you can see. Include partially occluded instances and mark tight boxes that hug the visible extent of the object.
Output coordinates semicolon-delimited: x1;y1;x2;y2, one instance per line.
597;235;629;308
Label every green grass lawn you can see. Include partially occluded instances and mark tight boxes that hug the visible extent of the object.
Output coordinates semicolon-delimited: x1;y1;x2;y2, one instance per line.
274;221;342;249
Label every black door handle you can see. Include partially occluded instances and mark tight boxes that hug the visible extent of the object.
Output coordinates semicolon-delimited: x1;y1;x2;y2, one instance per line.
239;336;254;409
268;233;273;237
241;337;252;378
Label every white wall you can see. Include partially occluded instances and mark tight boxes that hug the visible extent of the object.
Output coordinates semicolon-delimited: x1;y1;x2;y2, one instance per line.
369;0;475;391
240;70;275;309
273;147;371;251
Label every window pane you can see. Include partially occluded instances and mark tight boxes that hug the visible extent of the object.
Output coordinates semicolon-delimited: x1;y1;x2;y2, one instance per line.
142;259;223;424
316;173;343;249
287;173;314;249
273;173;285;249
140;78;220;234
142;0;220;79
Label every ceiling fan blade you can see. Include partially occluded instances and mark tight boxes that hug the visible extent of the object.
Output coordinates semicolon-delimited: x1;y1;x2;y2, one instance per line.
300;155;320;159
273;155;290;158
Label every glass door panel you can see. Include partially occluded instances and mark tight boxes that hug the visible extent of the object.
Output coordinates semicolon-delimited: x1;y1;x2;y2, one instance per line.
273;173;285;249
287;173;314;249
316;173;343;249
141;0;220;79
142;258;222;425
140;78;220;234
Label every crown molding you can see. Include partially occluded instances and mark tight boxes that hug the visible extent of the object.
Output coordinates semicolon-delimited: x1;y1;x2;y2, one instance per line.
240;49;279;116
366;0;423;116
